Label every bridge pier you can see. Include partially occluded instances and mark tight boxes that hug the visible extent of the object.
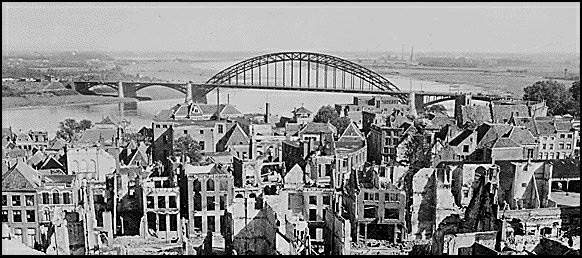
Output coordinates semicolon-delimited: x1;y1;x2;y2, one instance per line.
408;92;426;117
118;82;137;99
118;82;124;98
185;82;193;103
454;94;472;125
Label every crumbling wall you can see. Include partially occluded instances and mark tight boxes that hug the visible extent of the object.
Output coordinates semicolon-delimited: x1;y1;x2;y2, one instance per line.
323;207;351;255
410;168;436;239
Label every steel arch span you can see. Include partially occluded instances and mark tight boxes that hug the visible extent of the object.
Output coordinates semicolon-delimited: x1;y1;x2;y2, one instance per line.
206;52;401;93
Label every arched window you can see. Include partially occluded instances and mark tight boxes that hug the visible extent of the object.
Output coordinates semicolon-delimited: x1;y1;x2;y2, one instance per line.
193;179;201;192
206;179;215;191
235;194;244;199
193;193;202;211
71;161;79;174
88;160;97;173
249;193;256;199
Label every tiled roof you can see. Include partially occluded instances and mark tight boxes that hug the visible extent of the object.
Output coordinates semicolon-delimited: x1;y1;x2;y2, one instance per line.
48;137;67;150
220;104;243;116
476;123;513;149
299;122;337;135
461;105;492;125
492;138;521;148
43;174;75;184
153;109;173;121
285;123;302;136
218;123;250;148
534;118;557;135
3;148;26;159
512;117;538;136
2;161;42;190
491;104;529;123
77;128;117;145
27;151;47;167
507;127;536;145
549;159;580;179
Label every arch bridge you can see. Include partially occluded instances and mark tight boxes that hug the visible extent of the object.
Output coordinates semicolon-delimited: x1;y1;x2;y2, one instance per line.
72;51;504;110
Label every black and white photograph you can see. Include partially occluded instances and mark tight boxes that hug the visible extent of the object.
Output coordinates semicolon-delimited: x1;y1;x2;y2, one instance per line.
1;2;580;255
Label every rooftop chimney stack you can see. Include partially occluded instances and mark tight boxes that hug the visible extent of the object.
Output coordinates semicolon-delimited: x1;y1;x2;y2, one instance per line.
265;102;270;123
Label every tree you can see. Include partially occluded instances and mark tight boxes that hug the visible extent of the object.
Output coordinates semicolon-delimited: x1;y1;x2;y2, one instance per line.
570;81;580;118
523;80;574;116
313;105;352;135
427;104;447;114
56;118;93;142
78;119;93;131
56;118;80;141
313;105;338;124
174;135;202;164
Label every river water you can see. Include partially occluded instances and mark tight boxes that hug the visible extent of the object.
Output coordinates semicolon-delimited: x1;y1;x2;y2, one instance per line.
2;63;485;138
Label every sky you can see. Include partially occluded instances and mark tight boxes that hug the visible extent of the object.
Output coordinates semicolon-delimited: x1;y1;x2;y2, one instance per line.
2;2;580;54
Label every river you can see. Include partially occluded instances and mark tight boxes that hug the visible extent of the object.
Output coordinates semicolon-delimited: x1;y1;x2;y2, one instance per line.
2;62;486;138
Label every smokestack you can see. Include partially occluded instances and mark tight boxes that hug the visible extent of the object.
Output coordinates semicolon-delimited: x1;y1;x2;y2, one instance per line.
401;45;405;61
265;102;270;123
410;46;414;63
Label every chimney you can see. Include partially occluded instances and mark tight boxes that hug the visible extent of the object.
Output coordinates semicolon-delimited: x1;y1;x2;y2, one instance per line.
265;102;270;123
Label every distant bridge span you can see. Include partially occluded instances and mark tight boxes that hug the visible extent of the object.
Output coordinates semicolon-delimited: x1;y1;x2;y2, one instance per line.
71;51;506;111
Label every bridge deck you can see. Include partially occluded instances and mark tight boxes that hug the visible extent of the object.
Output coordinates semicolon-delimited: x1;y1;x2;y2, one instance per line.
73;80;498;98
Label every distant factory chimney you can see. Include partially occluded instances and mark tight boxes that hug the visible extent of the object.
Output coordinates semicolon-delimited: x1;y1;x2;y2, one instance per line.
410;46;414;63
401;45;405;61
265;102;270;123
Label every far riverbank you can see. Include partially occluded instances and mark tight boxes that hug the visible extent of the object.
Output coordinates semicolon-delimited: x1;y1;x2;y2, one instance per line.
2;95;137;110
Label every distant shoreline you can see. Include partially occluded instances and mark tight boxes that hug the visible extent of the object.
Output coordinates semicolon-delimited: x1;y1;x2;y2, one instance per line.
1;95;137;110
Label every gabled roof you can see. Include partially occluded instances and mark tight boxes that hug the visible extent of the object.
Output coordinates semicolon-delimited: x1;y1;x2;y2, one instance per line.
512;117;538;136
15;133;31;142
492;137;521;148
2;161;42;190
285;122;302;136
476;123;513;149
449;130;474;146
338;122;365;142
220;104;243;116
299;122;337;135
293;106;312;115
218;123;250;148
461;105;492;125
507;127;536;146
77;128;116;146
491;104;529;123
27;151;47;167
284;164;304;187
533;118;557;135
96;116;116;125
48;137;67;150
